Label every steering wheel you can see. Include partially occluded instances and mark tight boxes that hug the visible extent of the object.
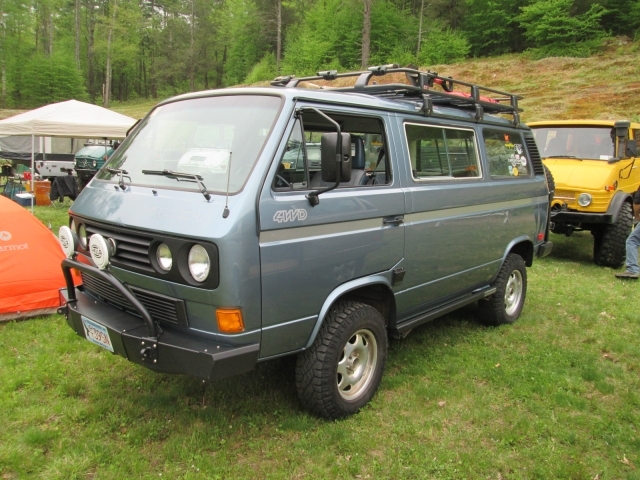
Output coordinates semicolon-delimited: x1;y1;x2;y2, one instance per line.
276;174;291;188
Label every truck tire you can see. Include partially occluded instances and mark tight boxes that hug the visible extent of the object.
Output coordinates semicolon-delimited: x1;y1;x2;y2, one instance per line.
544;164;555;199
295;301;387;419
593;201;632;268
478;253;527;326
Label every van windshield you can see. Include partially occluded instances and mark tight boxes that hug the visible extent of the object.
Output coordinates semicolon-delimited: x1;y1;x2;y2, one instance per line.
531;126;614;160
97;95;282;194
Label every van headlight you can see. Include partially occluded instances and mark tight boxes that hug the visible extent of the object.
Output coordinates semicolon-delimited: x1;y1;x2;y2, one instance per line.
188;244;210;282
59;226;77;258
78;223;88;249
156;243;173;271
578;193;592;207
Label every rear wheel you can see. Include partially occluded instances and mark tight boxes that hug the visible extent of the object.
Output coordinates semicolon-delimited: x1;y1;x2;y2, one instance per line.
478;254;527;326
295;301;387;419
593;202;632;268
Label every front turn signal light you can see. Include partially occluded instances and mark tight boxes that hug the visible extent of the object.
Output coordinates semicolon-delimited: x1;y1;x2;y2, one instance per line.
216;308;244;333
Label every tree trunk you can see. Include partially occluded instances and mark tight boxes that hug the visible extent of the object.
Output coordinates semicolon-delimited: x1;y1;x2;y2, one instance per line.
75;0;80;65
416;0;424;58
48;10;53;56
150;0;157;98
189;0;195;91
86;0;95;100
104;0;118;107
276;0;282;72
361;0;372;68
1;4;5;108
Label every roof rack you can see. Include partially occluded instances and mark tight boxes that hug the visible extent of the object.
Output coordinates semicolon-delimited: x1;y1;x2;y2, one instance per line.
271;64;523;125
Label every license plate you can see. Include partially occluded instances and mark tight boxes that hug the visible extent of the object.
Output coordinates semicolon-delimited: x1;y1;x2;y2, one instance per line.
81;316;114;352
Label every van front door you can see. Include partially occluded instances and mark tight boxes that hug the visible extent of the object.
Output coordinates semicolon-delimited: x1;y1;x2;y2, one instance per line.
257;108;405;358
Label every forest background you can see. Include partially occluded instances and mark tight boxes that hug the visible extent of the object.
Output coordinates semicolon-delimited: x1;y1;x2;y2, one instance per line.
0;0;639;109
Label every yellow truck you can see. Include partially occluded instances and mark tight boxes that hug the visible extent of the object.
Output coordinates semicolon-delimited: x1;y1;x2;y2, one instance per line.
529;120;640;267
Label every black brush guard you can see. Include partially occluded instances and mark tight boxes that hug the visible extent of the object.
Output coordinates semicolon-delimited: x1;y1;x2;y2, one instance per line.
60;258;259;381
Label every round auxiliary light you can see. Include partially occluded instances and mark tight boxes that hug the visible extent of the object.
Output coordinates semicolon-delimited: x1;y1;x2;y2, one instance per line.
58;226;77;259
188;244;210;283
89;234;114;270
156;243;173;271
577;193;592;207
78;223;88;249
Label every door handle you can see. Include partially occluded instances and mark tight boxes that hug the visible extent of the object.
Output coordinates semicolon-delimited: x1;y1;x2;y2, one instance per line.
383;215;404;226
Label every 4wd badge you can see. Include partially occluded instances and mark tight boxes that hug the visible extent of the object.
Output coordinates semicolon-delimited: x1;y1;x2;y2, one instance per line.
273;209;308;223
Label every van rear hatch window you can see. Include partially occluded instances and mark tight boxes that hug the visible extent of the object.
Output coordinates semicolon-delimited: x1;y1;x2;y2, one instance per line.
98;95;282;194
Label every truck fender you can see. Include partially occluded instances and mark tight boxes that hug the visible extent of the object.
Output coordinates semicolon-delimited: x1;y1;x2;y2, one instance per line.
304;273;394;349
606;191;632;223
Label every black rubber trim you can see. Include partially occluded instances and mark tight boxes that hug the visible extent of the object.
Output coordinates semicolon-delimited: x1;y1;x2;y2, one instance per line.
536;241;553;258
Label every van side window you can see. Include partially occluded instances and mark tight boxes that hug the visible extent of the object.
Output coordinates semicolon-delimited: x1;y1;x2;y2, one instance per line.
483;129;531;179
404;123;479;179
274;111;391;190
273;119;310;190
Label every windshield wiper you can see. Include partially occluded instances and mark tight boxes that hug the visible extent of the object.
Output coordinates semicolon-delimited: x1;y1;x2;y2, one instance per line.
545;155;580;159
107;168;131;190
142;169;211;201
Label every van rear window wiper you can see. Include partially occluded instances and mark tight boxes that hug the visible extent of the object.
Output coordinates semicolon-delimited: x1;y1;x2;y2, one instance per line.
545;155;580;159
142;169;211;201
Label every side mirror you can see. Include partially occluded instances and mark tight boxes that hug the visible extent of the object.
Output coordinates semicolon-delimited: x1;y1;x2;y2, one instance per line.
321;132;351;182
625;139;637;158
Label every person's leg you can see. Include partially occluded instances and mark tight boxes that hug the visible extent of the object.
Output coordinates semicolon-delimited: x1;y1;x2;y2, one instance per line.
625;223;640;274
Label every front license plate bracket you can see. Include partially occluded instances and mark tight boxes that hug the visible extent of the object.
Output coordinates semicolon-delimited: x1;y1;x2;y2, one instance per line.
81;316;114;352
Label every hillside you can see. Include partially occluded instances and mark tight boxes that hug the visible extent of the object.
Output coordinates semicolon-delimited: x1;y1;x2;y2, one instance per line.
1;40;639;123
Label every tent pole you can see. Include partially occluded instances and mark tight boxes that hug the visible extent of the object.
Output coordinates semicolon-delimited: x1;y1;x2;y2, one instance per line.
31;134;34;214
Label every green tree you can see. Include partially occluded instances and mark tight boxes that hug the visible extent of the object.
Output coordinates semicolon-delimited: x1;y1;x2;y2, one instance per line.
417;26;470;65
463;0;527;56
518;0;608;56
19;52;87;107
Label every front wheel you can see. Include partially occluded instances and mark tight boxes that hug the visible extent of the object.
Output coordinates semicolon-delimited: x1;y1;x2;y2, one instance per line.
478;253;527;326
593;202;632;268
295;301;387;419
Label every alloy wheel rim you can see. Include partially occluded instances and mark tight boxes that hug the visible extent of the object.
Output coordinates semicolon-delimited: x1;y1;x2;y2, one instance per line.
336;329;378;401
504;270;523;316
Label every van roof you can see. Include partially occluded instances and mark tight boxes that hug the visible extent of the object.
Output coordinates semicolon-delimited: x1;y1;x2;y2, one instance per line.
159;65;526;129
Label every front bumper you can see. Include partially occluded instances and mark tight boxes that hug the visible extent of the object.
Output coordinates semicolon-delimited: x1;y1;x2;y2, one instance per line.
550;210;613;225
60;258;259;381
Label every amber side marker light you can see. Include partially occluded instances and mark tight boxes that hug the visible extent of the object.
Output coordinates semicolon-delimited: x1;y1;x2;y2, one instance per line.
216;308;244;333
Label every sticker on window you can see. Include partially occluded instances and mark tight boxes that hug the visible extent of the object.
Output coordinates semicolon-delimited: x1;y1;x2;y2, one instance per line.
177;148;230;174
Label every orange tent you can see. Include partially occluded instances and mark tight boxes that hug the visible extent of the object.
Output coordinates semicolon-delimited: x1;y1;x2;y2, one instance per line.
0;196;67;321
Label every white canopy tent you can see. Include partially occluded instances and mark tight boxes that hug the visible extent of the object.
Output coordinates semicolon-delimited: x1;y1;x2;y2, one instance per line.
0;100;137;211
0;99;136;138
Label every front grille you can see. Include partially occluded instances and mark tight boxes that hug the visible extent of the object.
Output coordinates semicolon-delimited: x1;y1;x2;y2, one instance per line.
81;272;188;326
554;190;576;204
84;223;154;272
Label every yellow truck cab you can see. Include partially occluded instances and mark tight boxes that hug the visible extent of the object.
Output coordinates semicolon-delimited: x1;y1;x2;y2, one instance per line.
529;120;640;267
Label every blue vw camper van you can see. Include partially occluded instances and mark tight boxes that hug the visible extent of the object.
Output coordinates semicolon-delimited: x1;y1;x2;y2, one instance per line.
58;66;552;418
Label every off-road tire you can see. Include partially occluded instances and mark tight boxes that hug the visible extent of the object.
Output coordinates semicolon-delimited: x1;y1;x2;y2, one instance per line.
295;301;387;419
593;202;632;268
478;254;527;326
543;164;555;200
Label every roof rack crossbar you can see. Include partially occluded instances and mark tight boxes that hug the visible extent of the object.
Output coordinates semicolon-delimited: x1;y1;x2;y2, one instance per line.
272;66;524;123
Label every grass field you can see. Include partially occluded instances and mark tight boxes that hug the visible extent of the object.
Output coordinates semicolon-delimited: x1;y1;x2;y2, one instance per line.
1;208;640;479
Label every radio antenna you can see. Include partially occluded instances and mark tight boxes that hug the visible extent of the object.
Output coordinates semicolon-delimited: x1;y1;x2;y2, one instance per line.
222;151;232;218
